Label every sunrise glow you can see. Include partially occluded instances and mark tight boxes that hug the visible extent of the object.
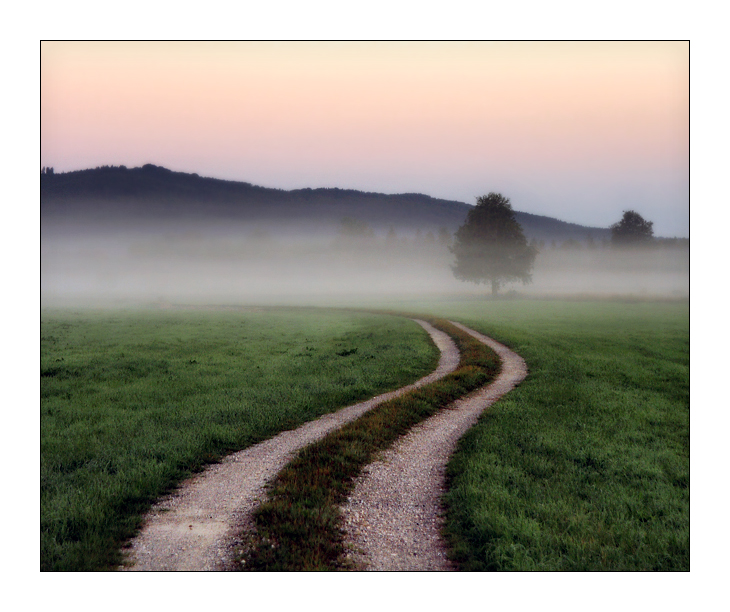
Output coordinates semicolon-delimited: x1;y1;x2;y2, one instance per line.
40;41;689;236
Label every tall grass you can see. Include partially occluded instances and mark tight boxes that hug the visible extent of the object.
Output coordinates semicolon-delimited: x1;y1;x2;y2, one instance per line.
41;307;438;571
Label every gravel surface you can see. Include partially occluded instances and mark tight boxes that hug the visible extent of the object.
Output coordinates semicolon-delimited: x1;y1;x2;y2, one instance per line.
121;319;459;571
341;321;527;571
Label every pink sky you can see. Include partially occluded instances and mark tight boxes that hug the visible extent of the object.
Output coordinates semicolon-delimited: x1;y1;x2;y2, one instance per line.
41;41;689;236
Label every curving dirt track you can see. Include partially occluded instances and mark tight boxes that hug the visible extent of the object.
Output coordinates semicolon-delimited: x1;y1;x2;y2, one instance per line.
341;321;527;571
122;319;459;571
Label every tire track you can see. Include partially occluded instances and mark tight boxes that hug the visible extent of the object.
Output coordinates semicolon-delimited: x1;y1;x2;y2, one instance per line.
341;321;527;571
122;319;459;571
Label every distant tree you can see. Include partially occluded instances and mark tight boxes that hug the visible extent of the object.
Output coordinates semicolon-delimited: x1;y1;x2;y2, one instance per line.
336;217;375;251
438;226;452;248
385;226;398;247
338;217;374;240
451;193;537;295
560;238;582;250
610;210;654;246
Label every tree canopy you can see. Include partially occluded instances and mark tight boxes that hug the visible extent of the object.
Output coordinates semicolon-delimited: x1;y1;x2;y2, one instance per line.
451;193;537;295
610;210;654;245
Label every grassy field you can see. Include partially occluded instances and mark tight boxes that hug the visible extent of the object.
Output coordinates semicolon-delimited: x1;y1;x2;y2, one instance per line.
387;298;689;571
40;307;439;571
241;317;500;570
41;298;689;572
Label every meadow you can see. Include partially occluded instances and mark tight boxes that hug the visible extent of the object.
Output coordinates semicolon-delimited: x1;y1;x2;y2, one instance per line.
40;298;689;571
40;307;439;571
241;316;501;570
392;298;689;571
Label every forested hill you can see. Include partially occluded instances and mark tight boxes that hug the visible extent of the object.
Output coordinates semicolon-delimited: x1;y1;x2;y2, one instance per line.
41;164;611;242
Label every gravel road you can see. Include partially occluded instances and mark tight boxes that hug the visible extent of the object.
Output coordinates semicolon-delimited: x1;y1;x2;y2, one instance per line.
341;321;527;571
121;319;459;571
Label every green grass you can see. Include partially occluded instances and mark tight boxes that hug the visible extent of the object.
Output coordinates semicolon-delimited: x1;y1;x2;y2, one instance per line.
41;307;439;571
387;298;689;571
240;317;500;571
42;299;689;572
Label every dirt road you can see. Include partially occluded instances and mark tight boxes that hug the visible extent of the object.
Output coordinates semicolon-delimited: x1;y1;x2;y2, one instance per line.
341;321;527;570
122;319;459;571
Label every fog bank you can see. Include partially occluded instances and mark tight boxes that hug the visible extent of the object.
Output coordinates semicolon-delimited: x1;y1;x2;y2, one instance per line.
41;225;688;307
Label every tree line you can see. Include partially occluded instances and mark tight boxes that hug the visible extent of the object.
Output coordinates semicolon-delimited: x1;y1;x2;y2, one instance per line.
450;192;668;295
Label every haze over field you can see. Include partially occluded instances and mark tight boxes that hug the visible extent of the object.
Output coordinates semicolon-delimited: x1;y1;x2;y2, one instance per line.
41;207;688;306
36;31;696;594
40;42;689;305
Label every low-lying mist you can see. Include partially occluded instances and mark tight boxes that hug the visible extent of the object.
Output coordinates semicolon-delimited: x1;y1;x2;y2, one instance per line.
41;222;689;308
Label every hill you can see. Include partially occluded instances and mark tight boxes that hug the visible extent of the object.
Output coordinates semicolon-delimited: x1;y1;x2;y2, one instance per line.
41;164;611;243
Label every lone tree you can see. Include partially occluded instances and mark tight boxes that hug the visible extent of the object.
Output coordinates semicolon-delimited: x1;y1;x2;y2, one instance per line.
451;192;537;295
610;210;654;246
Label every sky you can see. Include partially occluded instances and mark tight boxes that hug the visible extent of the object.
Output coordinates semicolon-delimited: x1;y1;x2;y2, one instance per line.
41;41;689;237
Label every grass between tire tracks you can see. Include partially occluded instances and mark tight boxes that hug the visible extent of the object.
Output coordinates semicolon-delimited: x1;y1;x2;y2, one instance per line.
240;317;500;571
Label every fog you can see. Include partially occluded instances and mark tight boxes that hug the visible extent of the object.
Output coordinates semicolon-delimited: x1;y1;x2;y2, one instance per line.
41;222;689;308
